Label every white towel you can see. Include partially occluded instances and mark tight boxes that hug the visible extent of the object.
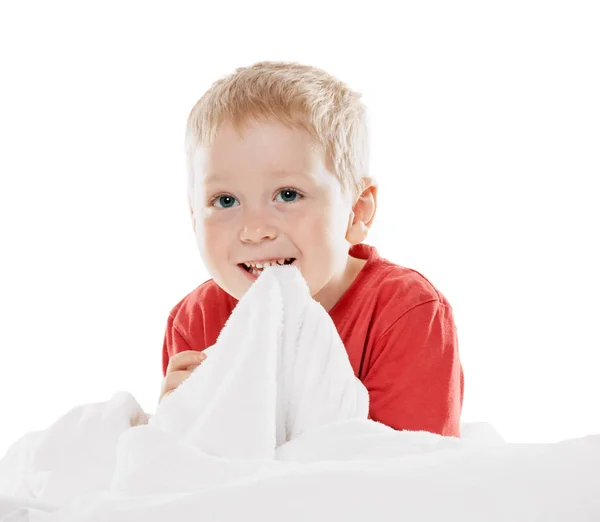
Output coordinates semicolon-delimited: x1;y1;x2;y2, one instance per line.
149;264;369;459
0;265;599;522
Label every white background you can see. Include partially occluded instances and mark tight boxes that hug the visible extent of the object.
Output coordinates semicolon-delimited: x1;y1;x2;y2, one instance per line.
0;1;598;457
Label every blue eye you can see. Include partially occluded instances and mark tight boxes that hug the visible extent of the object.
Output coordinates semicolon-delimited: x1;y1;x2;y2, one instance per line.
213;195;239;208
276;189;301;203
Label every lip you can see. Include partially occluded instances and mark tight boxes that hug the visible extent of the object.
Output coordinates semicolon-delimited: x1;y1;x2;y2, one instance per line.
239;264;259;281
238;257;295;266
237;258;297;281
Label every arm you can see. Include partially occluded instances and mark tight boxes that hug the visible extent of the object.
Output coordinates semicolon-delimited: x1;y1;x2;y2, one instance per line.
162;314;193;377
363;299;464;437
160;314;208;402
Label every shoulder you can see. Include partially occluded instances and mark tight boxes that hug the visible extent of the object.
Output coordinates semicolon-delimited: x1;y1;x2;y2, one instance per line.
340;244;453;336
375;258;452;311
162;279;236;375
167;279;237;331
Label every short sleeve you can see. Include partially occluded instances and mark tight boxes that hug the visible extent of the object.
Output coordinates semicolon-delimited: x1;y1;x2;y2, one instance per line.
162;314;192;377
362;299;464;437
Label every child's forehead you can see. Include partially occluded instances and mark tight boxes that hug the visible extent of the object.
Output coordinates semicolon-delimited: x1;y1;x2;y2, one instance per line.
211;119;322;157
191;119;342;190
193;144;331;187
193;152;344;200
203;168;310;184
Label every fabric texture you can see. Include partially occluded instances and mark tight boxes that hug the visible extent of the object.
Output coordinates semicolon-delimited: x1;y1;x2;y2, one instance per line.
153;265;369;460
163;243;464;436
0;265;598;522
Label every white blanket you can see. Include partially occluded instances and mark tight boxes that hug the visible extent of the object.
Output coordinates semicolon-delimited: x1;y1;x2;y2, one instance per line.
1;266;599;521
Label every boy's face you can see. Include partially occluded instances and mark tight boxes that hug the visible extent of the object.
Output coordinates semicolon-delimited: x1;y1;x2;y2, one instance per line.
191;119;362;309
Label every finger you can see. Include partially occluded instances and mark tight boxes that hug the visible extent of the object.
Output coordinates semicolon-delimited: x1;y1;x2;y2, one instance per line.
166;350;206;374
163;370;192;394
185;356;208;371
159;371;190;402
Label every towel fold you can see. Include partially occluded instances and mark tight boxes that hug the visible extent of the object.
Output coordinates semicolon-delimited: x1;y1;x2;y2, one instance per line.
150;265;369;460
0;265;599;522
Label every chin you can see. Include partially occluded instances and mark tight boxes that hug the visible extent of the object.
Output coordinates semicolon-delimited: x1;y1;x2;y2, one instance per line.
209;272;245;301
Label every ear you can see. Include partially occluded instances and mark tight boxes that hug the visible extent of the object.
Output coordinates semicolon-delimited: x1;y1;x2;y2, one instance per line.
346;178;377;245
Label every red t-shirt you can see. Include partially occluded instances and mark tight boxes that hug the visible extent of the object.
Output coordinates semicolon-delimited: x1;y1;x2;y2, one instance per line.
162;243;464;437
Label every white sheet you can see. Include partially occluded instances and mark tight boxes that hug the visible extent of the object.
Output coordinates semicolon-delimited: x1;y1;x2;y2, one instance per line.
1;265;599;521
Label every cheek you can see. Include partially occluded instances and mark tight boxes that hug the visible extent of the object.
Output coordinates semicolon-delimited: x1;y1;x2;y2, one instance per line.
290;206;348;249
195;219;228;260
287;208;326;237
317;203;349;238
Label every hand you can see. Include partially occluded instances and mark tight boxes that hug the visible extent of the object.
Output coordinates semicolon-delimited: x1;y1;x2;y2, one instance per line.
159;350;207;402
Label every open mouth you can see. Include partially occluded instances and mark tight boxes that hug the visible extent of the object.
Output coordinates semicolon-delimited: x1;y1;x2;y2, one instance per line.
239;258;296;276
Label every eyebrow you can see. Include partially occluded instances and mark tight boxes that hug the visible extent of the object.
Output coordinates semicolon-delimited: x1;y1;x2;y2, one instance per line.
203;173;224;184
203;170;310;183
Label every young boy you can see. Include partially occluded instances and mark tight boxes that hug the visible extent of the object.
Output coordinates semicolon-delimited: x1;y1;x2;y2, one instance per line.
160;61;464;437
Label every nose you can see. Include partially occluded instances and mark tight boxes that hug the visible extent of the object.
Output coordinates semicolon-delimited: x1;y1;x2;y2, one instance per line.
239;213;278;244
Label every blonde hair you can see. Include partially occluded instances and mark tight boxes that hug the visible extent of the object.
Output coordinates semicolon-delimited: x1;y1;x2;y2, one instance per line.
184;61;370;210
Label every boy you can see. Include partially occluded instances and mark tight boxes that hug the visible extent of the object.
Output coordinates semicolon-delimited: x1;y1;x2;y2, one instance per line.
160;61;464;437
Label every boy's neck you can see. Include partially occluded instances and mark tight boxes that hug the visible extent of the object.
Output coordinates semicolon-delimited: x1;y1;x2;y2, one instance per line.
317;254;368;312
